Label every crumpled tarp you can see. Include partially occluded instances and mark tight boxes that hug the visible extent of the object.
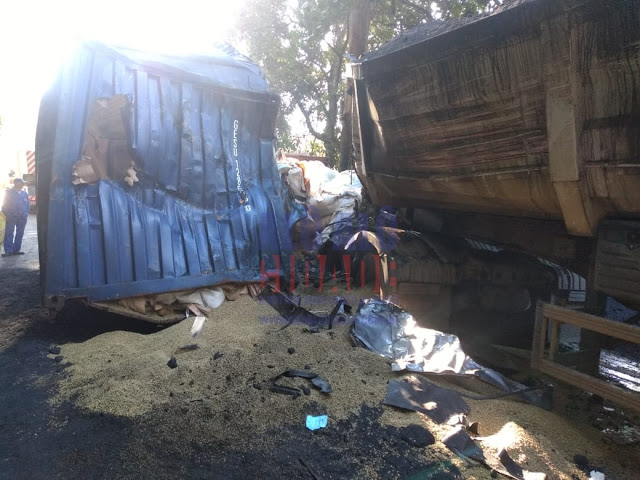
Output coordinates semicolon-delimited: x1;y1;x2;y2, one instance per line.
352;299;480;374
352;298;550;409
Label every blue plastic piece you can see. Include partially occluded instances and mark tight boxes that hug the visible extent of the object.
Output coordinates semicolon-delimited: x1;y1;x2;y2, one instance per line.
36;42;292;308
305;414;328;431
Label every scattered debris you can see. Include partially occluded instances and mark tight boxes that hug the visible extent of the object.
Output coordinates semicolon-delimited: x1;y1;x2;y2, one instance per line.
259;284;345;330
442;425;547;479
268;384;301;398
174;344;199;355
167;357;178;369
303;326;321;334
268;369;332;397
383;376;469;423
306;414;328;431
96;285;258;324
301;385;311;396
573;454;590;472
282;370;316;379
48;345;61;355
398;424;435;448
353;298;551;409
288;347;296;354
276;152;362;248
190;316;206;339
498;449;547;480
213;352;224;361
310;376;332;394
442;425;485;463
54;355;64;363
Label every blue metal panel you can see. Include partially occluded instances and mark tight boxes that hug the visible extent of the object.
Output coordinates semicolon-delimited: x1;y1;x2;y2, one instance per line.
36;42;291;307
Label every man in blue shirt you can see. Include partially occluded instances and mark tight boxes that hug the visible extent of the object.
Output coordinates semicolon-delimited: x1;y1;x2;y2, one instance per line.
2;178;30;257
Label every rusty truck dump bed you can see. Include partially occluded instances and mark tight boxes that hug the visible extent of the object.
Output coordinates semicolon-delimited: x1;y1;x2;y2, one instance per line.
352;0;640;239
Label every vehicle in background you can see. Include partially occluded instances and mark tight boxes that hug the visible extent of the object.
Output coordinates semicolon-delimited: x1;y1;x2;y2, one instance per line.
25;183;36;213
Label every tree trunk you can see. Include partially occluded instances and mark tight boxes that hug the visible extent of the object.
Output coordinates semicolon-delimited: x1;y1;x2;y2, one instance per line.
339;1;371;171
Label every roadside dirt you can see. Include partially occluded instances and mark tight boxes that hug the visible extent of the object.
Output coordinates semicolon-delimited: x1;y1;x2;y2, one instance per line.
1;217;639;479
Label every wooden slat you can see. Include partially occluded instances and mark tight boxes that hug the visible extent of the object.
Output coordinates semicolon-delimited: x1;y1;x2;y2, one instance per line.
539;359;640;413
532;302;640;413
548;319;560;362
541;303;640;343
531;300;546;370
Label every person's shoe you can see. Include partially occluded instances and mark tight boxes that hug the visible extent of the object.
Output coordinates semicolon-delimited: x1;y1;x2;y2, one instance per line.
15;251;24;255
1;253;8;257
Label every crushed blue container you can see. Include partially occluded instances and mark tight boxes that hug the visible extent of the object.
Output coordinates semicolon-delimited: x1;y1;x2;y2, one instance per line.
36;42;291;311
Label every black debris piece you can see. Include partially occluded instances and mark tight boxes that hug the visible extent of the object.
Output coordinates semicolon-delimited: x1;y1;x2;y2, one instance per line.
174;344;200;355
48;345;61;355
213;352;224;360
269;384;301;398
399;424;435;448
270;369;332;396
288;347;296;354
441;426;485;463
301;385;311;396
259;284;345;330
253;383;263;390
383;376;470;423
498;449;524;478
573;454;589;473
54;355;64;363
311;376;332;394
167;357;178;369
283;370;317;380
498;449;547;480
299;457;321;480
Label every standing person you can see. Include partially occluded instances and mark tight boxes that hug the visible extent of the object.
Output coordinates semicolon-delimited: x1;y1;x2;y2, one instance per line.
2;178;29;257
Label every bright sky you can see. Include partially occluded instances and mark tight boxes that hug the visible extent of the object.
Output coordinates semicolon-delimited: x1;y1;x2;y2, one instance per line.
0;0;246;170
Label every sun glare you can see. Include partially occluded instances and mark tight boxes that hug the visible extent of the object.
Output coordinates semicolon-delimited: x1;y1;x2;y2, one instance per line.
0;0;246;164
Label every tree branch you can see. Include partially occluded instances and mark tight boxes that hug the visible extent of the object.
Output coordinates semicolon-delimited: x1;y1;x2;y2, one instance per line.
398;0;433;20
296;100;325;142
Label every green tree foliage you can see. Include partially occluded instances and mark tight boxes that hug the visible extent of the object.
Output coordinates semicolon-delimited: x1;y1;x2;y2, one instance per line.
237;0;502;166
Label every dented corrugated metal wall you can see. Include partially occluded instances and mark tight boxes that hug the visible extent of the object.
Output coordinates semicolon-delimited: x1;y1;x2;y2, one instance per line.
36;42;291;308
